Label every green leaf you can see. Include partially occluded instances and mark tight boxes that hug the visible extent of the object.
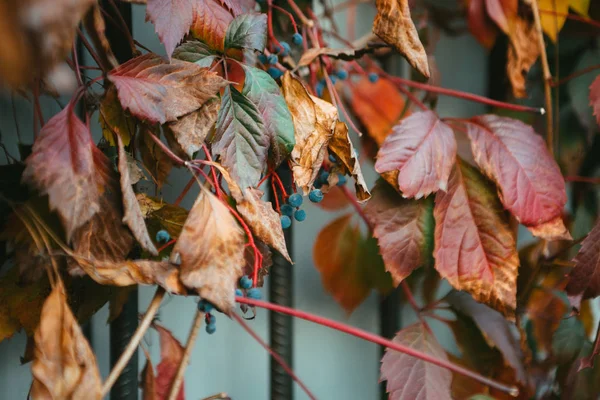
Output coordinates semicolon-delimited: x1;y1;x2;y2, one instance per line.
172;40;217;68
552;316;586;364
224;13;267;51
242;65;295;166
213;85;269;189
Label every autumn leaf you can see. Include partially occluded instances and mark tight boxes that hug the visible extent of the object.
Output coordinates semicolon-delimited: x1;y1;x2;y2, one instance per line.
507;16;541;98
139;129;175;187
484;0;517;34
590;75;600;128
243;241;273;288
315;185;351;211
213;85;269;189
165;99;220;158
31;283;102;400
236;188;291;262
380;323;452;400
146;0;195;57
171;188;245;313
141;350;157;400
99;86;137;146
464;115;570;241
538;0;569;42
328;121;370;201
108;53;227;124
375;110;457;199
364;180;434;285
434;160;519;320
173;40;218;68
224;13;267;51
373;0;430;78
117;135;158;255
467;0;499;49
281;72;338;194
151;323;185;400
190;0;233;52
297;45;388;67
242;65;295;167
566;219;600;310
22;104;105;241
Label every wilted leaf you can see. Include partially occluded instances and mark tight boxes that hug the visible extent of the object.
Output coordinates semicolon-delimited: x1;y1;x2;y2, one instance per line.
173;40;218;68
552;316;585;364
108;53;227;124
146;0;195;57
242;65;295;167
566;219;600;310
165;99;219;158
281;72;337;194
380;323;452;400
364;180;433;285
375;111;457;199
465;115;570;240
213;85;269;189
99;86;137;147
434;160;519;320
22;105;104;241
373;0;429;78
467;0;499;49
139;129;174;188
190;0;233;52
153;324;185;400
224;13;267;51
328;121;370;201
236;188;291;262
171;188;245;313
506;16;540;98
590;75;600;128
117;135;158;255
31;283;102;400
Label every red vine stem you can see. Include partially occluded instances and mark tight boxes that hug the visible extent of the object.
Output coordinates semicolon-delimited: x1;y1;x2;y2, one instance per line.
232;313;317;400
552;63;600;87
236;296;519;396
565;176;600;184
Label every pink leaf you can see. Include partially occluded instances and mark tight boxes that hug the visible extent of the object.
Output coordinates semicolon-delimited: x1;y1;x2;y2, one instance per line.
465;115;570;241
154;324;185;400
147;0;195;57
375;111;456;199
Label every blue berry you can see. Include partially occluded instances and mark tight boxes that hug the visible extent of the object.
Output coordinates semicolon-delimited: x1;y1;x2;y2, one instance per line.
267;54;278;65
316;81;325;97
329;75;337;84
280;42;291;56
155;229;170;244
235;288;243;297
239;275;253;289
292;33;303;45
337;174;348;186
287;193;303;207
313;180;323;189
336;69;348;80
197;299;214;313
258;54;268;64
281;215;292;229
328;154;337;163
267;67;283;80
281;204;295;217
309;189;324;203
294;209;306;221
247;288;262;300
368;72;379;83
318;170;330;183
206;324;217;334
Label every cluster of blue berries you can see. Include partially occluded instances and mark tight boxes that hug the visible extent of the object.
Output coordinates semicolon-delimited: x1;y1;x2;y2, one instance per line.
197;299;217;334
280;189;323;228
313;156;347;189
258;33;303;80
235;275;262;300
155;229;171;244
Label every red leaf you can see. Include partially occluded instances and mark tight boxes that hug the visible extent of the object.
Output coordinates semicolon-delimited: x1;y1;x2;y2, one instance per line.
465;115;570;241
590;75;600;128
191;0;233;52
22;104;104;241
375;110;456;199
484;0;517;33
467;0;498;49
154;324;185;400
566;219;600;310
147;0;195;57
380;323;452;400
434;160;519;320
364;181;433;285
108;53;227;124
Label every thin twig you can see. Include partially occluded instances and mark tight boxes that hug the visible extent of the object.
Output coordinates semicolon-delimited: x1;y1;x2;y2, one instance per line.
101;287;166;397
167;310;204;400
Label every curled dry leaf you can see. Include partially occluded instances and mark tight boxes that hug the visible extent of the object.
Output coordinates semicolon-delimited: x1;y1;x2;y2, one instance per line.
165;99;220;158
373;0;430;78
328;121;370;202
434;160;519;320
281;72;338;194
31;283;102;400
171;188;245;313
146;0;196;58
375;111;457;199
380;323;452;400
191;0;234;52
108;53;227;124
465;115;570;241
566;219;600;311
364;181;433;285
507;16;540;98
117;135;158;255
236;188;291;262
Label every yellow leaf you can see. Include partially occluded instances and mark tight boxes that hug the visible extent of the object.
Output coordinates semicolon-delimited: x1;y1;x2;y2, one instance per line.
538;0;569;42
570;0;590;16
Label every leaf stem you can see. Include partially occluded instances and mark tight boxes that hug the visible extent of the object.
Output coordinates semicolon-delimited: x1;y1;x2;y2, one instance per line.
565;175;600;184
235;296;519;396
167;310;204;400
101;287;166;397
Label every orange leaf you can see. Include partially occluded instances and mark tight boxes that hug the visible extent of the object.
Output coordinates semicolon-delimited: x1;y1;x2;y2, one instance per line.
467;0;499;49
506;16;541;98
191;0;233;52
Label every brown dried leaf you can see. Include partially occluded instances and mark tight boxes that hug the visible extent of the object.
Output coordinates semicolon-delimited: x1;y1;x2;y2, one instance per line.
373;0;430;78
31;283;102;400
297;45;387;67
117;135;158;255
507;16;540;98
165;99;220;158
171;188;245;313
99;85;137;147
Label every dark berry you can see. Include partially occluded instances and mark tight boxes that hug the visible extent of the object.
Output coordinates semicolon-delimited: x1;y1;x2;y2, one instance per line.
309;189;324;203
267;54;278;65
314;180;323;189
235;288;244;297
247;288;262;300
197;299;214;313
258;54;268;64
368;72;379;83
281;204;294;217
206;324;217;334
328;154;337;163
287;193;303;207
292;33;303;45
267;67;283;80
318;170;330;183
280;42;291;56
155;229;170;244
336;69;348;80
337;174;348;186
294;209;306;221
281;215;292;229
239;275;253;289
